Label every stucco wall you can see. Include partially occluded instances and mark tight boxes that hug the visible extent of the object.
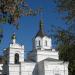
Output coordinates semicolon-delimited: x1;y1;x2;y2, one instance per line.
35;36;51;50
8;62;36;75
38;61;44;75
20;62;36;75
44;61;68;75
9;64;20;75
9;44;24;64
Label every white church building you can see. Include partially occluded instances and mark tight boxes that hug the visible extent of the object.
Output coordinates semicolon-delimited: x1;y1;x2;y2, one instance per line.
0;20;68;75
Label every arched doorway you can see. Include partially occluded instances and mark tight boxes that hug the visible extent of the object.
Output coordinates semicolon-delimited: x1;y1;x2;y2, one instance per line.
15;53;19;64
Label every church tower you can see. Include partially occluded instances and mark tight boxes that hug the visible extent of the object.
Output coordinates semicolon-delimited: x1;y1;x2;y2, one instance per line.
9;33;24;64
33;19;52;51
29;19;59;62
3;33;25;75
4;33;24;64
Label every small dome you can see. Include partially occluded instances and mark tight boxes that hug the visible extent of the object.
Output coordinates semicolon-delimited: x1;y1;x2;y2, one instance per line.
11;33;16;39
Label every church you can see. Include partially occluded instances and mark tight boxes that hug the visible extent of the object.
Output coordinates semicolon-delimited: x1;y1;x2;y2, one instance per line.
0;20;68;75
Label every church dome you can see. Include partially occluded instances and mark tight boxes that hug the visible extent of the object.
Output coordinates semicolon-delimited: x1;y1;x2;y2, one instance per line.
11;32;16;44
11;32;16;39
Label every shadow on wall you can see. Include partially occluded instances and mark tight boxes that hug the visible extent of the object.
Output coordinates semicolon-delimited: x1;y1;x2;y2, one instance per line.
33;63;38;75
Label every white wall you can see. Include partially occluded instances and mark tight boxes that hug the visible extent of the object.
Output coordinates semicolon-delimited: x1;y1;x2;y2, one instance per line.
38;61;44;75
35;36;52;50
35;37;42;50
0;64;3;75
9;44;24;64
9;62;36;75
9;64;20;75
20;62;36;75
42;36;51;49
44;61;68;75
30;50;59;62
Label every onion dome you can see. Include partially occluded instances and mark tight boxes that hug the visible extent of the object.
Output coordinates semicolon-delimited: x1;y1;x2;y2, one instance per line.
11;32;16;40
11;32;16;44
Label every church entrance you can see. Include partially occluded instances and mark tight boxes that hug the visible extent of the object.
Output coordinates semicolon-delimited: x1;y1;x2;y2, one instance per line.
15;53;19;64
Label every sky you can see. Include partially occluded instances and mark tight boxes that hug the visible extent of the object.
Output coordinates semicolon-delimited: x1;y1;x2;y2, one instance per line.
0;0;67;55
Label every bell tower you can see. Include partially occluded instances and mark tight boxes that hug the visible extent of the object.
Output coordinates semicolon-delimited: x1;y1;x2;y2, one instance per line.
33;19;52;51
4;33;24;64
29;19;58;62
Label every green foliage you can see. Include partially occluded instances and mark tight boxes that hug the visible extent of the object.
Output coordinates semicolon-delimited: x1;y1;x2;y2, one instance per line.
0;0;42;42
58;43;75;61
55;29;75;75
69;60;75;75
54;0;75;74
0;0;41;27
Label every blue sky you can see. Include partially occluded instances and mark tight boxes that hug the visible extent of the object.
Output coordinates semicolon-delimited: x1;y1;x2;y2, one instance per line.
0;0;67;55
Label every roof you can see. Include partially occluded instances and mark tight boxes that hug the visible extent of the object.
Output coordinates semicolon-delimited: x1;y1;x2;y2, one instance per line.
43;58;68;64
44;58;59;62
35;30;45;38
35;19;46;38
11;32;16;39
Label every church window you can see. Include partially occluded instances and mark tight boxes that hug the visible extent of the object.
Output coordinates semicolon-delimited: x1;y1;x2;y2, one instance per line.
15;53;19;64
39;40;40;46
45;40;47;46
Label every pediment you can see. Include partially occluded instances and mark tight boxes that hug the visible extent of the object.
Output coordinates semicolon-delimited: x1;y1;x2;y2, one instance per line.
10;43;23;49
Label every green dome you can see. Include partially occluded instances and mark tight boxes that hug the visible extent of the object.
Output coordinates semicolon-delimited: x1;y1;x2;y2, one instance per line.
11;33;16;39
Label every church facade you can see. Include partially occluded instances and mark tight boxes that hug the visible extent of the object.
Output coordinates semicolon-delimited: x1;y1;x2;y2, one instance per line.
0;20;68;75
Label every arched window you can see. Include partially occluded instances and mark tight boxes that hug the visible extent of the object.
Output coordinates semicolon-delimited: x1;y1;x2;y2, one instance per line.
45;40;47;46
39;40;40;46
15;53;19;64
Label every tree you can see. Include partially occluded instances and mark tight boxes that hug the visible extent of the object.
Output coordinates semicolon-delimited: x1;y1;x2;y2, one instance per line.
55;0;75;25
54;0;75;75
0;0;40;25
52;26;75;75
0;0;42;42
